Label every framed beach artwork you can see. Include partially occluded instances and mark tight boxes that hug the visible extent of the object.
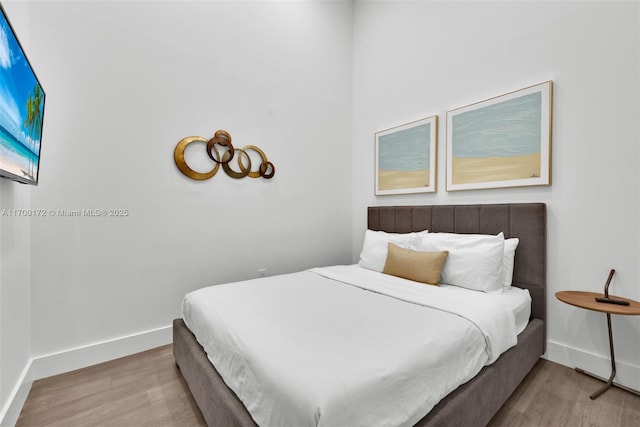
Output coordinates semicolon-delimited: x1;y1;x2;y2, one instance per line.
375;115;438;195
446;81;552;191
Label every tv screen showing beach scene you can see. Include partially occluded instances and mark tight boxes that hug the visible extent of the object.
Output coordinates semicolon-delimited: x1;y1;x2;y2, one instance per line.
0;4;45;185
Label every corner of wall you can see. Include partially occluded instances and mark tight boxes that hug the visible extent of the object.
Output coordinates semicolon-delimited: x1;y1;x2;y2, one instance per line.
0;361;32;427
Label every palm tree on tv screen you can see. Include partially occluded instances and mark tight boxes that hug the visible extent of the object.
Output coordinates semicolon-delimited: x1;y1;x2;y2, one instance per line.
23;84;43;178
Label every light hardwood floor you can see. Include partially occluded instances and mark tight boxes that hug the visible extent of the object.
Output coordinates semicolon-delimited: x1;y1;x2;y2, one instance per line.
16;344;640;427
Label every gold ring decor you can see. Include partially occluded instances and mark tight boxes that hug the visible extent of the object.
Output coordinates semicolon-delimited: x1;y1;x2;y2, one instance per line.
222;149;251;179
239;145;269;178
174;136;220;180
206;132;234;164
259;161;275;179
174;130;275;181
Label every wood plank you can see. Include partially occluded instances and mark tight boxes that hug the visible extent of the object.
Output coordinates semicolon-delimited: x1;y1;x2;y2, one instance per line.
16;345;206;427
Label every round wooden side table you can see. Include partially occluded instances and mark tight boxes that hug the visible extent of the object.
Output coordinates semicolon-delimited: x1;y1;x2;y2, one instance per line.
555;290;640;399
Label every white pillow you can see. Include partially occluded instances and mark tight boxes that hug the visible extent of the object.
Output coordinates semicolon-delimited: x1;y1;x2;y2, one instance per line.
412;232;505;293
358;229;428;272
502;238;519;290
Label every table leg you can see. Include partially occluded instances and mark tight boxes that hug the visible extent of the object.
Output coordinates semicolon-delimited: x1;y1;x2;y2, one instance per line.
574;313;640;398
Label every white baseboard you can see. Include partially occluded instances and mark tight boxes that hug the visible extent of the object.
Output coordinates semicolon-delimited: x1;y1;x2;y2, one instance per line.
0;324;172;427
31;324;173;380
545;339;640;392
0;361;32;427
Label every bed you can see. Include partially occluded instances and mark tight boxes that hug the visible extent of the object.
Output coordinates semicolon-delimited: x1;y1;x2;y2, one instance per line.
173;203;546;427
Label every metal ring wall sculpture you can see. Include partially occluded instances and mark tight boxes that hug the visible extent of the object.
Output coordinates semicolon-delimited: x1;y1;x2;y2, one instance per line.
174;130;275;181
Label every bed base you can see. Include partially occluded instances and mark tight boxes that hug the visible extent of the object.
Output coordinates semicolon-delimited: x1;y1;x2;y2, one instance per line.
174;317;543;427
174;203;546;426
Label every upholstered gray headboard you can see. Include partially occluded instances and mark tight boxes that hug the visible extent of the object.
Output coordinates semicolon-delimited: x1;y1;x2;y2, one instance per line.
367;203;547;323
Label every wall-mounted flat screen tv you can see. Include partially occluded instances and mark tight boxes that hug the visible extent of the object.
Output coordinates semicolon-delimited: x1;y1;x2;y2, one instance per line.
0;3;45;185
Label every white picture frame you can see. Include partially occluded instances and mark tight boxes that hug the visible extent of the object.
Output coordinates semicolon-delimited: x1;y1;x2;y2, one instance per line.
446;81;552;191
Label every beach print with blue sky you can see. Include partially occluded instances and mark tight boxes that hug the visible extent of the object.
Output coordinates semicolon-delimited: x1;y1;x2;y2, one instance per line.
451;92;542;185
378;123;431;191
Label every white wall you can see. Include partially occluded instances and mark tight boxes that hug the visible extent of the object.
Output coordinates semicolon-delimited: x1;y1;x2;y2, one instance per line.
352;0;640;390
0;3;34;424
26;0;353;372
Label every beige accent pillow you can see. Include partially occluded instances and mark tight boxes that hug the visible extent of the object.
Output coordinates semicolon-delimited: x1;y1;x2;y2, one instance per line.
383;243;449;286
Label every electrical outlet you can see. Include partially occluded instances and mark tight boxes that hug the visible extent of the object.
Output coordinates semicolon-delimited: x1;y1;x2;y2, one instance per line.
258;268;266;278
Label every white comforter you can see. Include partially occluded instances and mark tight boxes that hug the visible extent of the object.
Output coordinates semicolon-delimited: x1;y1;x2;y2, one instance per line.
182;265;518;427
